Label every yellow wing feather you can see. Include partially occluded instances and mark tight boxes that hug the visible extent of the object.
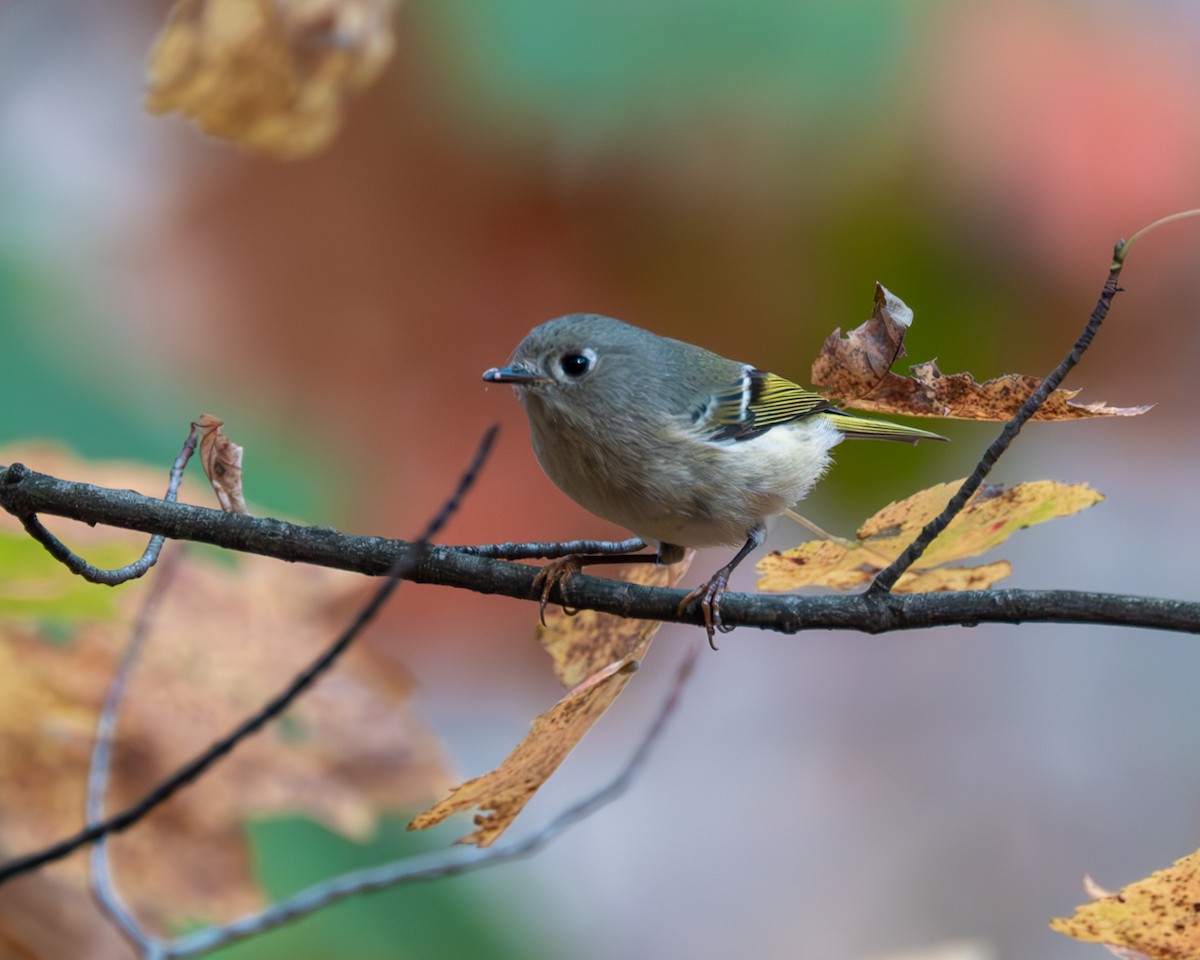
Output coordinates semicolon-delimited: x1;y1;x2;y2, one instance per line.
705;368;945;444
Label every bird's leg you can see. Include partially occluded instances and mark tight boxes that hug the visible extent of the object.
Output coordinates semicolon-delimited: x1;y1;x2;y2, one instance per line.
676;528;764;650
533;546;658;625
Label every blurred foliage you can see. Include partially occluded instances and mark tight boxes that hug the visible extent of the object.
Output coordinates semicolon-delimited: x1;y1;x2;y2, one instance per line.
421;0;917;138
0;253;330;518
0;528;122;630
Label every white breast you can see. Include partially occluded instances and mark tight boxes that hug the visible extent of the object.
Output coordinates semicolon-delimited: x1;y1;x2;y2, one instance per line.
530;405;844;551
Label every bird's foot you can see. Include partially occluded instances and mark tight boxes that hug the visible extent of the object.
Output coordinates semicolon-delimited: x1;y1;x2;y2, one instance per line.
677;572;736;651
532;555;585;625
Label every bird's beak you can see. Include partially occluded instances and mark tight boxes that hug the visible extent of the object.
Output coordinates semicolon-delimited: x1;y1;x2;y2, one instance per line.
482;364;549;385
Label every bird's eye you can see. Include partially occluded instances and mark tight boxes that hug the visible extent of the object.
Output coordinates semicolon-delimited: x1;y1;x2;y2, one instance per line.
560;352;592;378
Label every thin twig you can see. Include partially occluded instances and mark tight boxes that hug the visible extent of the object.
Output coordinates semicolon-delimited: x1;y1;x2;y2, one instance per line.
14;425;198;585
782;510;846;544
88;549;182;954
164;644;701;958
1118;208;1200;259
0;426;498;886
867;244;1124;595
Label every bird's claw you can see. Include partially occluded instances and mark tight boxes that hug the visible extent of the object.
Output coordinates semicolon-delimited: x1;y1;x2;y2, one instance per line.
532;556;584;625
677;572;733;650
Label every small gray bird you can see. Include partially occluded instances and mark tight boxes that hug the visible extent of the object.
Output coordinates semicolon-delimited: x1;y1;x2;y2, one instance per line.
483;313;946;646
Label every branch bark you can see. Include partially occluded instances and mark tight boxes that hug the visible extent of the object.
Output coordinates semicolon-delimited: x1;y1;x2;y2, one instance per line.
2;462;1197;636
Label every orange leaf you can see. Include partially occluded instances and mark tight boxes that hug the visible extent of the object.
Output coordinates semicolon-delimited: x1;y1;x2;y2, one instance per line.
410;555;693;847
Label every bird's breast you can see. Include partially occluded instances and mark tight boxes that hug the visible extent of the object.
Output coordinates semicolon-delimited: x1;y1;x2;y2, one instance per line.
524;399;843;549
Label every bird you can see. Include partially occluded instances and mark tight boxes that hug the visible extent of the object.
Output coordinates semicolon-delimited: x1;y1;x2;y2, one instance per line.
483;313;946;647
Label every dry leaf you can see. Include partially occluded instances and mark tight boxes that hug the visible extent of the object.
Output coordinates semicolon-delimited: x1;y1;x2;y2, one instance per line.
812;283;1152;421
196;413;247;513
812;282;911;392
145;0;396;159
891;561;1013;592
757;479;1104;593
1050;852;1200;959
0;449;451;938
409;555;694;847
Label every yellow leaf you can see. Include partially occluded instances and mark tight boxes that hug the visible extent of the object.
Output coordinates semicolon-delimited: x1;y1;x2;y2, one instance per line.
893;561;1013;593
757;479;1102;593
409;556;693;847
145;0;395;159
1050;851;1200;959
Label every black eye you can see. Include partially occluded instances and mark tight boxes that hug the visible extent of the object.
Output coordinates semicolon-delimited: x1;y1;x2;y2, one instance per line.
561;352;591;378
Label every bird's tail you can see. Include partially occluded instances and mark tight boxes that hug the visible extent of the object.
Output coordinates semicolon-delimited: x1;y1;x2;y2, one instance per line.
822;410;948;445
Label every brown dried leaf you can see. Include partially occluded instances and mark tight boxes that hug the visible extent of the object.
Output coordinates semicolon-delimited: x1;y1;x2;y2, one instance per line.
0;448;451;937
1050;851;1200;959
196;413;247;513
757;479;1103;593
812;283;1152;421
145;0;396;160
811;282;910;393
409;555;694;847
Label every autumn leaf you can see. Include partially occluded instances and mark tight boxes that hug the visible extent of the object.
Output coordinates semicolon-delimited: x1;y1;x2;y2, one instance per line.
196;413;247;513
1050;851;1200;959
757;479;1104;593
812;283;911;391
409;555;694;847
0;447;451;940
812;283;1152;421
145;0;396;160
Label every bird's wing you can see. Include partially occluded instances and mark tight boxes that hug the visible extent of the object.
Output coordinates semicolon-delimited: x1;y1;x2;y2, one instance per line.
701;367;835;442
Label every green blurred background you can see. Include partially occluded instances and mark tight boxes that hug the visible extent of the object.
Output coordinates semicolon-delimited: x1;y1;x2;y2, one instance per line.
3;0;1200;957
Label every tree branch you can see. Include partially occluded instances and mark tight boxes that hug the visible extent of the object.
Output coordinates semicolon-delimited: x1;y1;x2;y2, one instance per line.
0;426;498;886
868;243;1124;593
87;549;182;955
1;460;1197;635
12;425;198;585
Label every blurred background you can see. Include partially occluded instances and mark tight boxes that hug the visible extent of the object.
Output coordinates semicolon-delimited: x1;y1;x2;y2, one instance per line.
3;0;1200;957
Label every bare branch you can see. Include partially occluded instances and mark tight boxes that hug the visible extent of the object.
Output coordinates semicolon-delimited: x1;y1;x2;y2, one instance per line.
867;244;1124;594
88;550;182;954
0;426;498;886
11;424;198;586
1;461;1196;636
